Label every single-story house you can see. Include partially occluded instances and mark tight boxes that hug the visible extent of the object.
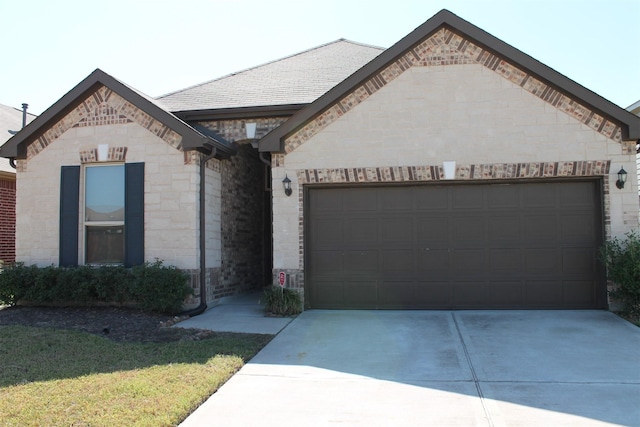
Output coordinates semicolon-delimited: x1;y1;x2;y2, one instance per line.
1;10;639;310
0;103;36;265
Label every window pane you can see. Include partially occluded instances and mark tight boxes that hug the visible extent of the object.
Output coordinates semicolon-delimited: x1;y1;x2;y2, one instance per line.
86;226;124;264
85;165;124;221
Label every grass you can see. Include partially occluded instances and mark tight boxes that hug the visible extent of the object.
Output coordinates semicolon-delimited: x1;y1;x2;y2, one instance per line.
0;325;272;426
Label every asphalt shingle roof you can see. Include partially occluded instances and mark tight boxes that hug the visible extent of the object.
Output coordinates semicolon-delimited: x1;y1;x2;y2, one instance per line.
156;39;384;112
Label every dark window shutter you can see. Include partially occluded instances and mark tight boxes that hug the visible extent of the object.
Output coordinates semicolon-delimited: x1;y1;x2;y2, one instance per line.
59;166;80;267
125;162;144;267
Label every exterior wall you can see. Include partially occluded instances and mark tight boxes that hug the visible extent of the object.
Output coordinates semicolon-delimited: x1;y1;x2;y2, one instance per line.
0;175;16;264
16;122;202;269
271;64;638;302
217;143;269;297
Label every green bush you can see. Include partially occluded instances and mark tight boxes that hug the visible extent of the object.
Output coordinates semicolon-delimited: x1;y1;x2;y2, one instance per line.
0;261;191;314
130;260;192;314
600;230;640;317
263;286;302;316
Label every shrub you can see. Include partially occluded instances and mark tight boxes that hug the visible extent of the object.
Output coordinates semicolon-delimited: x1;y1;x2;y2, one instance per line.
600;230;640;317
0;263;39;306
0;261;191;314
263;286;302;316
130;260;192;314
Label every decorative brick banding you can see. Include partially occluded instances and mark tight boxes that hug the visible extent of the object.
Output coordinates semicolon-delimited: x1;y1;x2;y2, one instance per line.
284;28;624;153
26;86;183;161
297;161;610;184
79;146;128;163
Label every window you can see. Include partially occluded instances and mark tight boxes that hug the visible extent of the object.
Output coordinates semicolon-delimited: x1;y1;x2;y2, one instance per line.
60;163;144;268
85;165;125;264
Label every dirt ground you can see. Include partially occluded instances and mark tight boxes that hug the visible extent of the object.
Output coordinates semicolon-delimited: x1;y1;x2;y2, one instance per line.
0;305;216;342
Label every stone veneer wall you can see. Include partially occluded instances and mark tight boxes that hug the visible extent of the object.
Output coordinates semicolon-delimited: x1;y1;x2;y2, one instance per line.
282;27;629;155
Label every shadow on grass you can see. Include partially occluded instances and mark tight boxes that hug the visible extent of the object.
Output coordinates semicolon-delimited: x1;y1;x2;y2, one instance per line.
0;325;272;387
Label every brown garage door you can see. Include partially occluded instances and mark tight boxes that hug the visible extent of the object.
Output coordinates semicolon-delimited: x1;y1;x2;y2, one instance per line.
306;181;604;309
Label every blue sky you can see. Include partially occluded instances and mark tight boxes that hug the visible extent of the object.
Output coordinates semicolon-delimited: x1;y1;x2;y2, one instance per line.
1;0;638;115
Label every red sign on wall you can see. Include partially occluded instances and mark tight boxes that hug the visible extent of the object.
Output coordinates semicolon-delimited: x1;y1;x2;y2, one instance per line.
278;271;286;287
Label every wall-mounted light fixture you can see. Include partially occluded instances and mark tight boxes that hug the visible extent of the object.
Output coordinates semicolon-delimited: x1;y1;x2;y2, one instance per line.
615;167;627;189
282;175;292;196
245;122;257;139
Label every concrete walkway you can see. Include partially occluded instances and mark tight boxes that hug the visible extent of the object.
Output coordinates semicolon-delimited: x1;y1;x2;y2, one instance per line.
174;290;294;334
179;309;640;426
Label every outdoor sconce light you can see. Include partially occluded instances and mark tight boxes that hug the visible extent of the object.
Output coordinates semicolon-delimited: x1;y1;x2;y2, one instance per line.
282;175;292;196
616;167;627;189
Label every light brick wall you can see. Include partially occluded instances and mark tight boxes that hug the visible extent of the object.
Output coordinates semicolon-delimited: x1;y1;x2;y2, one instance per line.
16;123;204;270
272;64;638;286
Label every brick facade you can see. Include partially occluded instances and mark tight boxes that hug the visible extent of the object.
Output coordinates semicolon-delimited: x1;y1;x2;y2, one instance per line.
218;143;270;296
0;177;16;264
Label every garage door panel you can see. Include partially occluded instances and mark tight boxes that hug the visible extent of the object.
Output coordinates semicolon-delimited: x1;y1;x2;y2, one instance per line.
526;280;563;305
488;281;527;306
415;186;448;210
345;250;378;273
382;249;414;272
489;216;520;241
453;249;486;272
310;280;345;308
378;281;414;308
381;217;414;242
312;218;344;245
417;249;449;272
524;184;556;208
380;186;413;210
453;186;484;209
413;282;452;307
417;217;449;241
309;250;344;273
524;215;557;240
453;216;485;242
307;181;603;309
454;281;489;307
526;248;561;273
561;215;595;240
348;217;378;243
560;183;594;207
563;280;596;305
562;247;595;274
346;188;378;211
343;281;378;308
488;185;519;208
489;248;522;271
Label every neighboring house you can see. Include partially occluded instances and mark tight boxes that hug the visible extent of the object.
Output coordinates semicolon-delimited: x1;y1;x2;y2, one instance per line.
0;104;36;264
1;10;639;311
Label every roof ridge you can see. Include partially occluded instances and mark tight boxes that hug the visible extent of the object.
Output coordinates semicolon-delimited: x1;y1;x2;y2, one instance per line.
156;39;385;100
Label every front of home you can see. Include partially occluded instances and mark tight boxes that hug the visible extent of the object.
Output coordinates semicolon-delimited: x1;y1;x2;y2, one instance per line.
1;10;638;310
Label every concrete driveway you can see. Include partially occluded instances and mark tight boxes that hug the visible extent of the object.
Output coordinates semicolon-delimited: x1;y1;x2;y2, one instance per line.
181;310;640;426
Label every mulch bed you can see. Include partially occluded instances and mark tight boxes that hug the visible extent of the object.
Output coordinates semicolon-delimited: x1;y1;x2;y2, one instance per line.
0;305;216;343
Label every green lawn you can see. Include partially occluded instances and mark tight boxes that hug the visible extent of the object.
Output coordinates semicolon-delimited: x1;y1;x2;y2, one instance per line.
0;325;272;426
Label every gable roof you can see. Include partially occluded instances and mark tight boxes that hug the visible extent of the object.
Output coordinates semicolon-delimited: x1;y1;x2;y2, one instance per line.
259;9;640;153
0;69;236;160
157;39;384;114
